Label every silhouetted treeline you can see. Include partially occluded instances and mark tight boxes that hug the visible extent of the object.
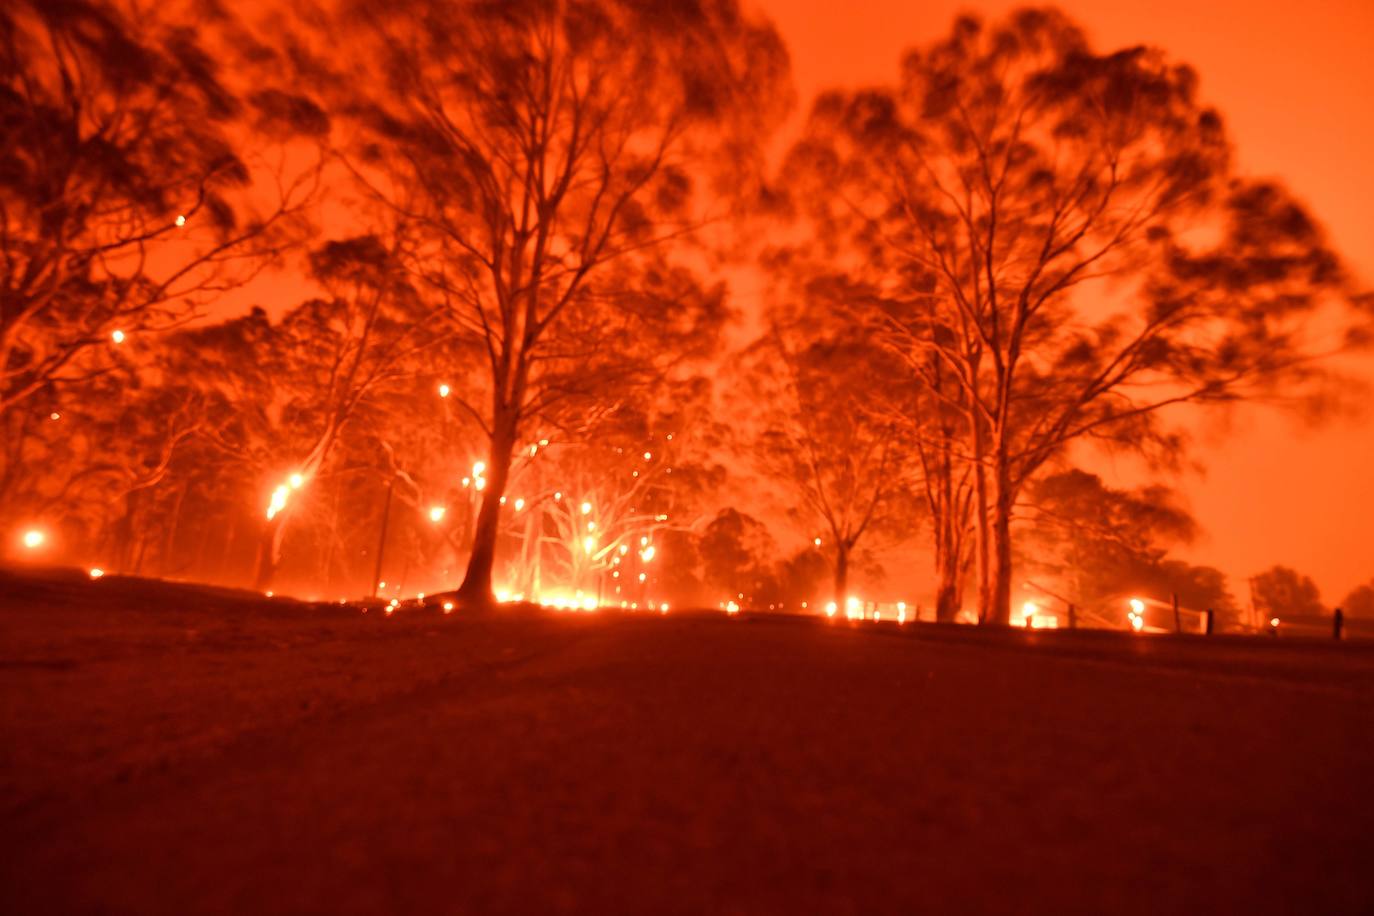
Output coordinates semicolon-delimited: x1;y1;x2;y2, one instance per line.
3;1;1369;624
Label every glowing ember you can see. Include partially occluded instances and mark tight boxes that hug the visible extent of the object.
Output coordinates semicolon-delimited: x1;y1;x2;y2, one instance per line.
89;567;104;579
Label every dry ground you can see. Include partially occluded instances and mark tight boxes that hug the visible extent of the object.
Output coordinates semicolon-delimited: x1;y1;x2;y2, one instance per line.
2;566;1373;914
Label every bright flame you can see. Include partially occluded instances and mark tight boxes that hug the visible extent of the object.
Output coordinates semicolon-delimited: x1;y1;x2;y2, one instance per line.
438;383;450;398
266;485;289;520
443;602;454;613
726;600;740;614
175;214;186;227
1270;617;1280;628
1129;598;1146;614
637;572;646;582
50;412;60;420
1130;615;1145;632
21;529;45;549
641;545;656;562
580;501;592;515
644;451;652;461
1022;601;1038;619
473;461;486;476
474;478;486;491
825;601;837;618
429;506;446;522
111;329;125;344
813;537;822;547
89;567;104;579
659;603;669;613
583;536;595;554
289;473;305;490
514;498;525;511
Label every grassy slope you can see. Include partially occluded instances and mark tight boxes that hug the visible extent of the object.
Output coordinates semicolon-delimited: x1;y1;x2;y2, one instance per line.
2;567;1373;914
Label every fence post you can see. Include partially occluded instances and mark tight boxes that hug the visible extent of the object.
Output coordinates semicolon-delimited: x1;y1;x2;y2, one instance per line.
1172;592;1182;632
1205;608;1214;635
1068;603;1077;630
1334;607;1344;641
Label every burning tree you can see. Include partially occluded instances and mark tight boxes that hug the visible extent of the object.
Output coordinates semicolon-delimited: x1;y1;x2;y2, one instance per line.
0;0;320;424
779;9;1366;624
281;0;788;602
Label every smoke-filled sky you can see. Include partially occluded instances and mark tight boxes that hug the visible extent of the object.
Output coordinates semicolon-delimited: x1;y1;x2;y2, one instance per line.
752;0;1374;602
226;0;1374;602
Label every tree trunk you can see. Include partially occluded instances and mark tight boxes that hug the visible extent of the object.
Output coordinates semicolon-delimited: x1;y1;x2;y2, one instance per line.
934;525;961;623
833;542;850;609
985;456;1014;626
971;416;991;623
456;420;516;604
253;514;286;592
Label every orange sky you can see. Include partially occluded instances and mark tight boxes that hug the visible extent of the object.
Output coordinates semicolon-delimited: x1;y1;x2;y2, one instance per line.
753;0;1374;603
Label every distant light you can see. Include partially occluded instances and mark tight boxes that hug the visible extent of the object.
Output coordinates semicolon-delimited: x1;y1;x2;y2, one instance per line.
378;581;386;589
49;412;60;421
438;383;450;398
443;602;454;613
538;438;549;447
638;572;646;582
500;496;507;505
111;329;125;344
1129;598;1146;614
643;451;652;461
1131;615;1145;632
472;461;486;476
89;567;104;579
660;603;669;613
825;601;837;617
554;491;562;501
641;545;656;562
462;477;471;487
1270;617;1280;628
288;473;305;489
175;214;186;227
474;478;486;491
429;506;446;522
514;498;525;512
813;537;821;547
265;590;274;598
583;536;595;554
21;529;45;549
1022;601;1038;619
580;501;592;515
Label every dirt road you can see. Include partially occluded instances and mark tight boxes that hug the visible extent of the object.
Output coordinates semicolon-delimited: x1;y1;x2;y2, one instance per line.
3;569;1373;913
